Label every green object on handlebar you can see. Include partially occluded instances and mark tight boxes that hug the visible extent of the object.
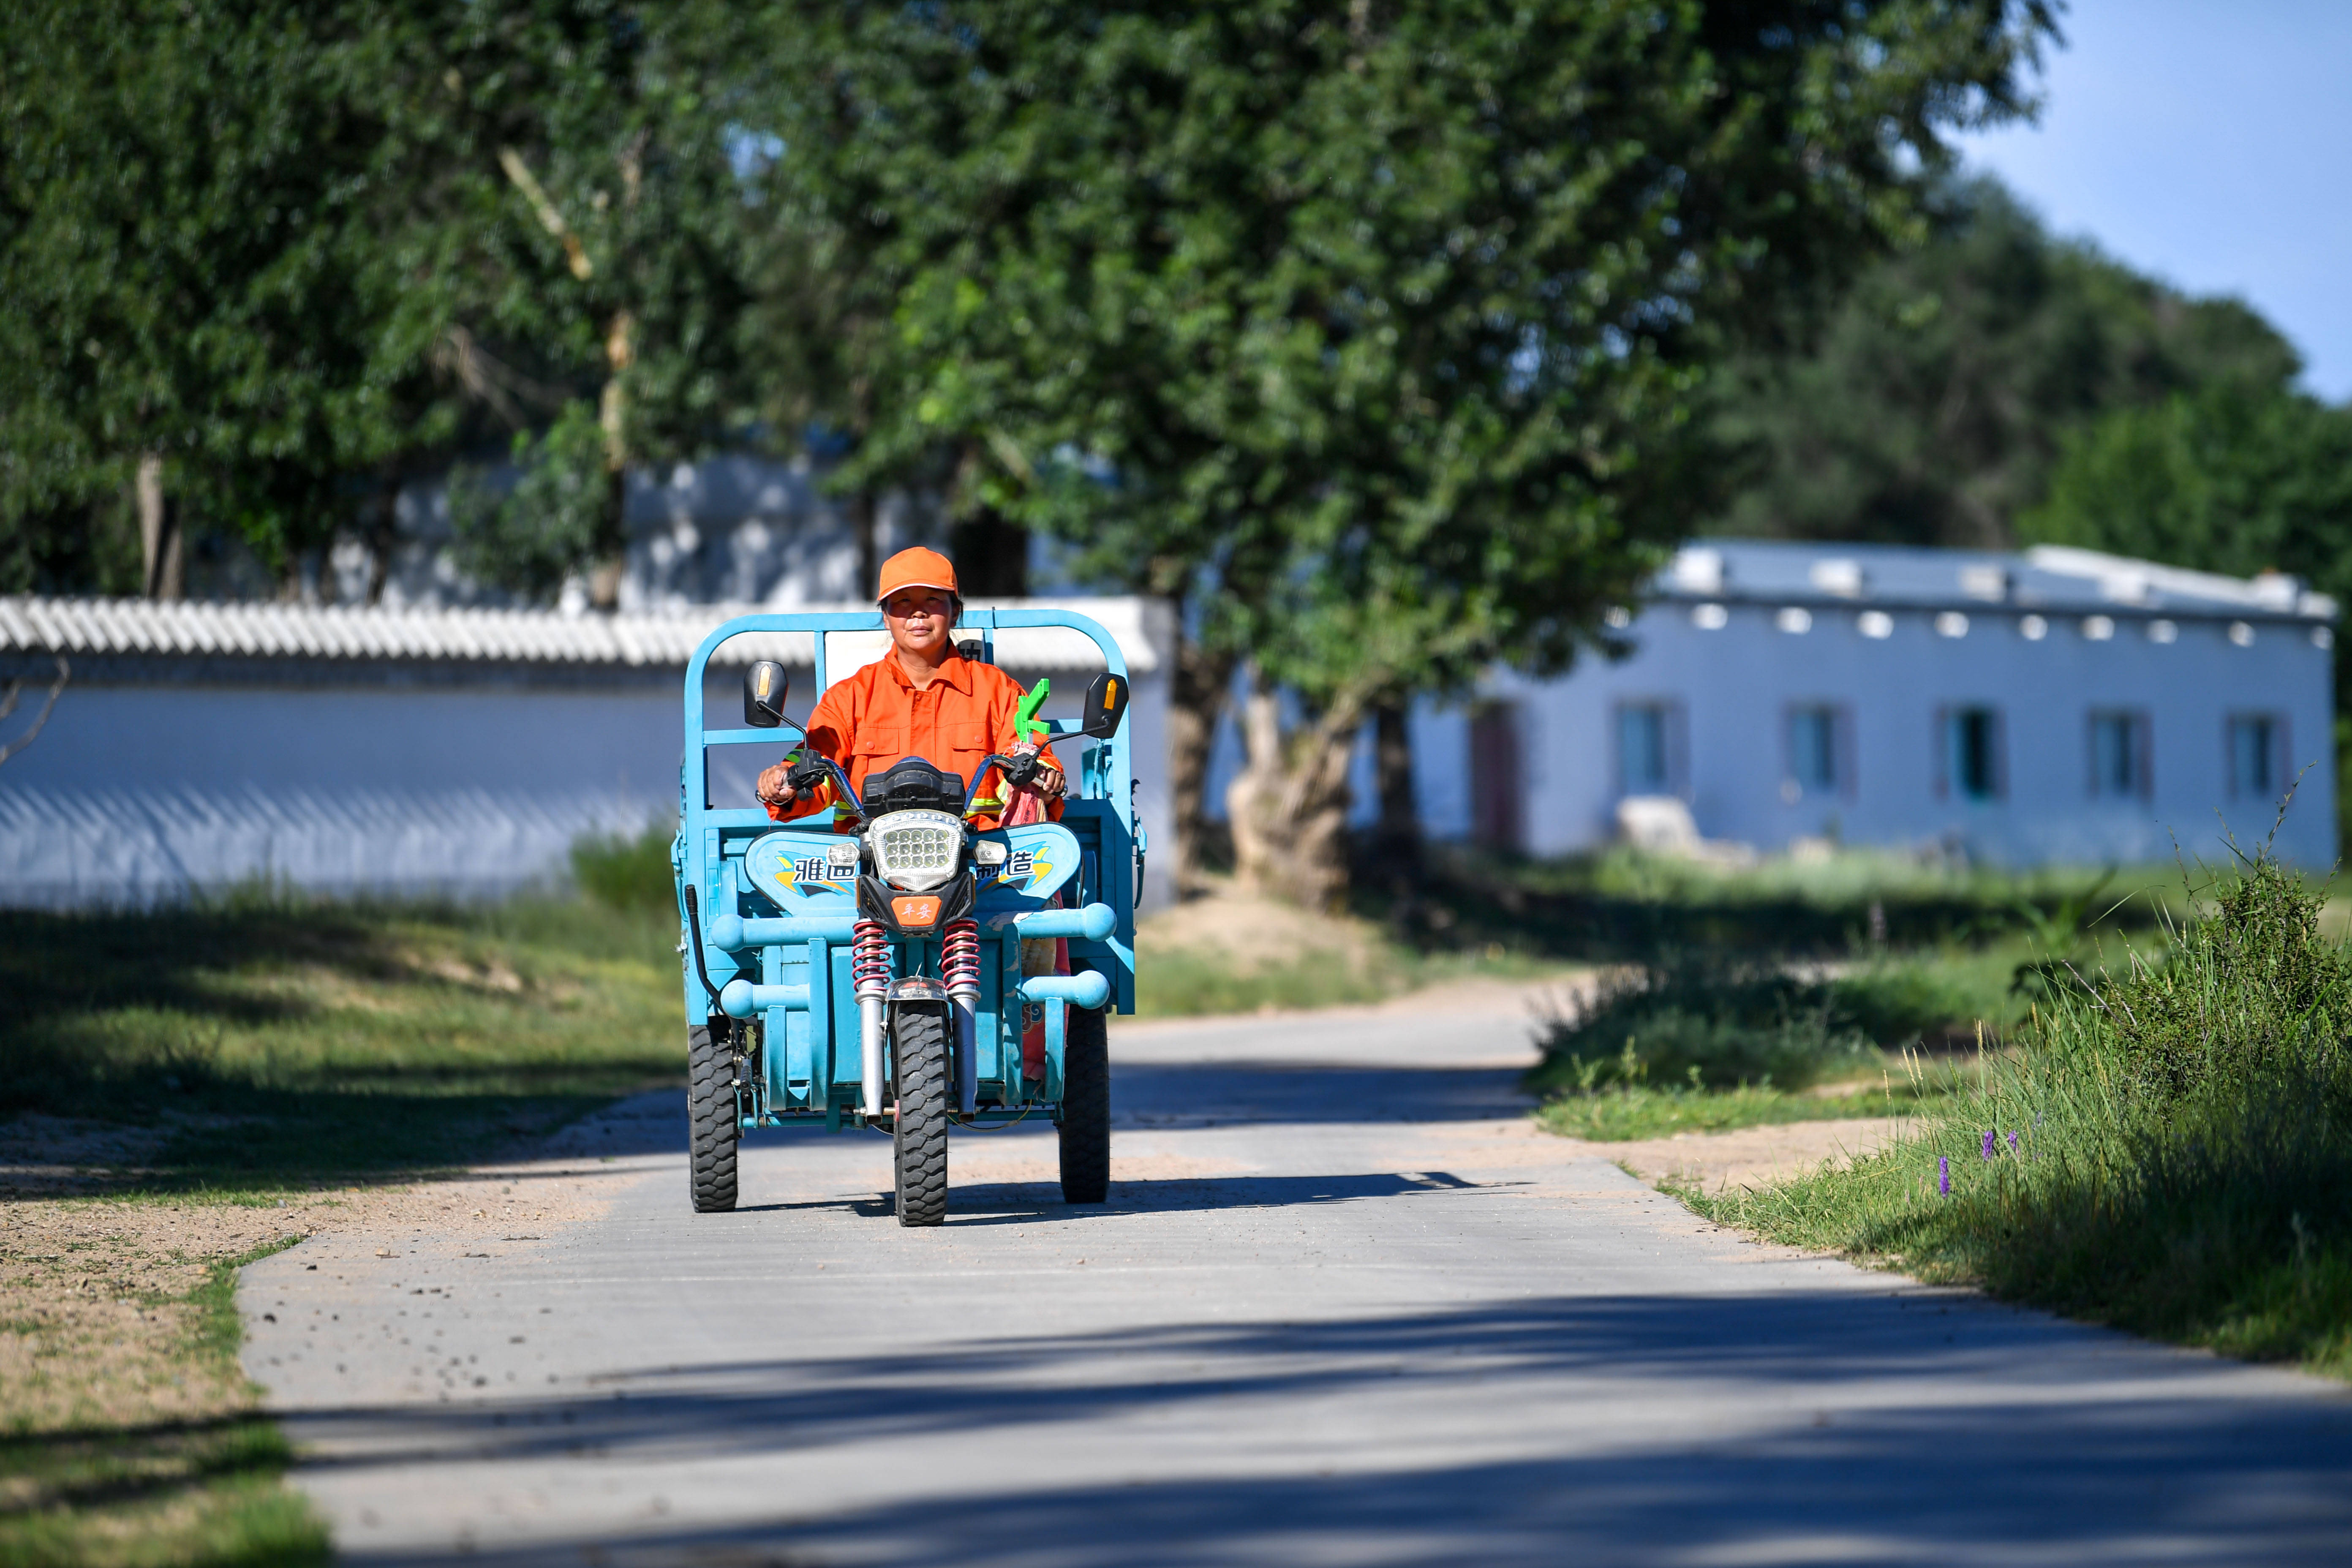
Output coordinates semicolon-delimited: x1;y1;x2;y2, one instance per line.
1015;679;1050;745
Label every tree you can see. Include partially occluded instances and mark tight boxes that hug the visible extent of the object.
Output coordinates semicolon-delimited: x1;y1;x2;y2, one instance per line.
0;0;466;599
754;0;2056;903
2017;382;2352;843
431;0;771;607
0;1;766;607
1707;177;2303;548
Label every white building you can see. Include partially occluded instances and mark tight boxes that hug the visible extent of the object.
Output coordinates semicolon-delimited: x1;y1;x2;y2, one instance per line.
1402;541;2338;867
0;596;1173;909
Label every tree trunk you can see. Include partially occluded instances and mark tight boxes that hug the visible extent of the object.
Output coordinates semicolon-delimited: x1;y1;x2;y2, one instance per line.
1369;695;1421;871
591;309;637;612
1166;633;1233;897
136;454;183;601
947;505;1029;597
850;489;877;600
1225;670;1361;912
358;472;400;606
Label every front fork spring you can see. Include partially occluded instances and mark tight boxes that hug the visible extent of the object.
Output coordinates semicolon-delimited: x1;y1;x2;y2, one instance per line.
940;918;982;999
851;917;893;998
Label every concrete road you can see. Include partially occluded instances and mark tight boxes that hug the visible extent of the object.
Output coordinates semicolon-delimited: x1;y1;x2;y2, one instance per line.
243;999;2352;1565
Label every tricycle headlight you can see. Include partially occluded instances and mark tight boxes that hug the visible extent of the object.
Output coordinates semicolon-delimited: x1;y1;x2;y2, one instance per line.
867;810;966;893
973;841;1008;868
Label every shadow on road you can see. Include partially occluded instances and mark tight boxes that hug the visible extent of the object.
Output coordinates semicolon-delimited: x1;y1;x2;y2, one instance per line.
284;1293;2352;1566
552;1056;1536;1170
1113;1061;1530;1125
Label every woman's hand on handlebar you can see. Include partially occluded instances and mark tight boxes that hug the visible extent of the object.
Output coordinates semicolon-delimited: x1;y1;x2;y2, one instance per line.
757;751;836;806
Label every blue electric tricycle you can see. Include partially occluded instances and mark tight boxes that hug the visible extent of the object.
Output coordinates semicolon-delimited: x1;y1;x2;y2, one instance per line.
670;608;1141;1226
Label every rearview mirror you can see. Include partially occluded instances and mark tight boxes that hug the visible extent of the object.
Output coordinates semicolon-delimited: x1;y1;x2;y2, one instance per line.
744;661;788;728
1080;672;1129;739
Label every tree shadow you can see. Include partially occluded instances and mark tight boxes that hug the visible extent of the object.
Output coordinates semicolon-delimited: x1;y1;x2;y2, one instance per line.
276;1292;2352;1565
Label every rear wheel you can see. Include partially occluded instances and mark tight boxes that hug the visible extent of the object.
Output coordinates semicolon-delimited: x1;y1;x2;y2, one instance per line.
687;1022;739;1213
1059;1005;1110;1204
892;1005;950;1227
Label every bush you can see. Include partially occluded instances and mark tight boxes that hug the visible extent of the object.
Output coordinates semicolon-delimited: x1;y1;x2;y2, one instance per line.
1699;848;2352;1377
571;821;679;913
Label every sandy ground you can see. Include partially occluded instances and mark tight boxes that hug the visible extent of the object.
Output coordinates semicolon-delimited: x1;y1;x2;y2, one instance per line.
1600;1115;1914;1195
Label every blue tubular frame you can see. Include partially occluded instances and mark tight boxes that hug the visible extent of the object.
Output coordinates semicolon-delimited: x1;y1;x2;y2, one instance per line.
673;608;1138;1130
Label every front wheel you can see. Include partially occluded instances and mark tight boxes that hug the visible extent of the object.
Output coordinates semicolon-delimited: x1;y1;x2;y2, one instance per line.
1059;1006;1110;1203
686;1022;739;1213
892;1005;950;1227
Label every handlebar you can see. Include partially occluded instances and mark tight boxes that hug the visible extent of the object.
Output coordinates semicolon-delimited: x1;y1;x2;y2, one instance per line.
766;754;866;823
964;754;1026;817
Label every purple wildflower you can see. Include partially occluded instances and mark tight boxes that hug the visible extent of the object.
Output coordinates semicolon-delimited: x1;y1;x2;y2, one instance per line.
2008;1130;2020;1154
1938;1156;1951;1196
1982;1130;1997;1161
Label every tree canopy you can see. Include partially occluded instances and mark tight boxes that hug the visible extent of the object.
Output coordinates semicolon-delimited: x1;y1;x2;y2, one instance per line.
1706;177;2307;549
751;0;2059;897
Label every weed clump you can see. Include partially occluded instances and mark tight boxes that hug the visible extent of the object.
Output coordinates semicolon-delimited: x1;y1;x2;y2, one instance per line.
1700;845;2352;1378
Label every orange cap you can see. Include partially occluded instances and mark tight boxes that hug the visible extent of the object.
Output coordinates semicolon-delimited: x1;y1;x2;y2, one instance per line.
876;546;960;604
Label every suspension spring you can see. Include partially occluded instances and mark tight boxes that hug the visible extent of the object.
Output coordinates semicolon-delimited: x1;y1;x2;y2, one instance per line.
941;918;982;1000
851;918;893;999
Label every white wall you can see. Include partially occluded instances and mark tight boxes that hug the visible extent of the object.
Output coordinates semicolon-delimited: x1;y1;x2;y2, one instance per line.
0;683;680;907
1;656;1176;911
1491;602;2336;867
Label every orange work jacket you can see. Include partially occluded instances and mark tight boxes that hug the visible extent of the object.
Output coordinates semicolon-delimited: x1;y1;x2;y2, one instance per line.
767;648;1062;832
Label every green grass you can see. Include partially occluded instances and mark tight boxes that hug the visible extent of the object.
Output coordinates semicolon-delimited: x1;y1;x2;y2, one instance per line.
0;1238;331;1568
1525;945;2023;1099
0;885;683;1189
1371;841;2180;961
0;876;686;1565
1536;1062;1967;1141
1135;941;1556;1017
1688;849;2352;1379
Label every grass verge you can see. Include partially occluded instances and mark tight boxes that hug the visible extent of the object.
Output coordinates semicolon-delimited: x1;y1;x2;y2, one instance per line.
1;1233;329;1568
1685;847;2352;1380
1535;1064;1966;1142
1;879;684;1564
0;887;681;1187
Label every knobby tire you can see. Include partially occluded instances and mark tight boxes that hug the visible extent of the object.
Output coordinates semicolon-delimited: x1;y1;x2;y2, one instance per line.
1059;1006;1111;1203
687;1022;740;1213
893;1006;950;1227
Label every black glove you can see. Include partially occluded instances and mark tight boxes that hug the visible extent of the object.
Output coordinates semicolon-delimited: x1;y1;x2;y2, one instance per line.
786;755;832;795
1001;752;1043;788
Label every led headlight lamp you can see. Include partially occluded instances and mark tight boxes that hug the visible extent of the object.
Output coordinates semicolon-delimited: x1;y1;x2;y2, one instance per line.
867;809;966;893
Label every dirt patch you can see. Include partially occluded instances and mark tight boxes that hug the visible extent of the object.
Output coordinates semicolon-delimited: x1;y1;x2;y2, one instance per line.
1597;1116;1914;1197
0;1141;625;1437
1137;886;1388;970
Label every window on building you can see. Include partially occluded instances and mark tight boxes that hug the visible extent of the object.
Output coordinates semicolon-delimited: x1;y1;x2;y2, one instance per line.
2088;710;2150;800
1942;706;2003;801
1616;700;1681;796
1786;705;1846;797
2228;713;2284;799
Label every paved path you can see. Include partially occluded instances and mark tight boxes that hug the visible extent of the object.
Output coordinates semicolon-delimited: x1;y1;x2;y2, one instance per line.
243;1002;2352;1565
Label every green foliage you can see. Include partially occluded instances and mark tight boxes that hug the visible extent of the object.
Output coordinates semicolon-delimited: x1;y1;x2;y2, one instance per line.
760;0;2056;718
0;0;466;588
1698;849;2352;1378
1710;177;2306;548
2097;855;2350;1102
451;403;615;602
569;819;680;914
0;0;770;599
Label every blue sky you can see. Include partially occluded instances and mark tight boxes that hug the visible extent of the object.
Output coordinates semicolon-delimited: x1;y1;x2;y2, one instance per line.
1955;0;2352;400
